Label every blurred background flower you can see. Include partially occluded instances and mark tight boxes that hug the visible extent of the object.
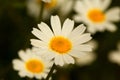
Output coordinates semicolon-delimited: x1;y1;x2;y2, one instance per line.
73;0;120;34
75;40;97;66
108;42;120;65
12;47;53;79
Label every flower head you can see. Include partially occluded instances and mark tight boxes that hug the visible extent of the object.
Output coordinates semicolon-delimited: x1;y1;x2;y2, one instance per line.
26;0;73;20
31;15;92;66
26;0;64;19
73;0;120;34
12;48;52;79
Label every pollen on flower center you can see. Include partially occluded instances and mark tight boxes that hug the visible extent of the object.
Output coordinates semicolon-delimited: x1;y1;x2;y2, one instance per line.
87;9;105;23
49;36;72;54
45;0;57;9
26;59;44;73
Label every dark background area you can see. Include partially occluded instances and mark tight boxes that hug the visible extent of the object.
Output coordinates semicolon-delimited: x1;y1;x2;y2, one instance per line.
0;0;120;80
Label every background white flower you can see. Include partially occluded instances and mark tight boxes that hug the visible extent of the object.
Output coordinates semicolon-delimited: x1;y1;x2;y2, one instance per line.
73;0;120;34
12;48;53;79
75;40;98;66
108;42;120;65
26;0;74;20
31;15;92;66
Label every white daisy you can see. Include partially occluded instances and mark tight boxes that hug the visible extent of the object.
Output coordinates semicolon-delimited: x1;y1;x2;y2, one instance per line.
26;0;74;20
12;48;53;79
109;42;120;65
73;0;120;34
26;0;64;20
31;15;92;66
75;40;97;66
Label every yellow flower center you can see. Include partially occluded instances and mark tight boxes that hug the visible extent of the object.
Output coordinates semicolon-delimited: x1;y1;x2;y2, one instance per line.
49;36;72;54
26;59;44;73
87;9;105;23
45;0;57;9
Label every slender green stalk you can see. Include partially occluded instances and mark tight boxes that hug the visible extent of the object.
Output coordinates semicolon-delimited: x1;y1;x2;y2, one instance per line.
38;2;45;22
45;64;56;80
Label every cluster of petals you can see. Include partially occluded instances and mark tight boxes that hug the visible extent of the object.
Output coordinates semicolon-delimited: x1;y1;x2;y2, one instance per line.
31;15;92;66
74;0;120;34
12;48;53;79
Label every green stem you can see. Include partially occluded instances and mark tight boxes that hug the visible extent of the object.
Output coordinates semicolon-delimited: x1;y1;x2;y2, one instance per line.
45;64;56;80
38;2;45;22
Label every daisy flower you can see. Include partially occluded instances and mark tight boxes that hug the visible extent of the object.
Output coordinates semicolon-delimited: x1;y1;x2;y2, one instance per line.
109;42;120;65
12;48;53;79
75;40;97;66
73;0;120;34
26;0;64;19
26;0;74;20
31;15;92;66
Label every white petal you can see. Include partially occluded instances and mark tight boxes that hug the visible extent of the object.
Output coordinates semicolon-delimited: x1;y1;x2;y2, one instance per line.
69;50;86;58
73;33;92;45
18;71;27;78
73;44;92;52
106;7;120;22
32;28;49;42
26;49;33;55
101;0;111;10
69;24;86;39
32;47;48;56
60;0;73;16
63;54;74;64
87;25;97;34
73;15;83;22
18;50;29;61
41;51;55;60
104;22;117;32
91;0;102;8
38;22;54;39
61;18;74;37
51;16;61;36
55;55;64;66
40;73;47;78
83;0;94;8
74;0;86;14
25;72;34;78
12;59;24;70
30;39;47;49
35;74;42;79
97;25;106;32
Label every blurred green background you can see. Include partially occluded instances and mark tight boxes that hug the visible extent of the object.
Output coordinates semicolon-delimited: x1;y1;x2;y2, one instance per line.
0;0;120;80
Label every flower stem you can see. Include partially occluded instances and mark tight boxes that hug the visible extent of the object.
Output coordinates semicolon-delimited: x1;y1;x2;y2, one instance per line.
45;64;56;80
38;1;44;22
